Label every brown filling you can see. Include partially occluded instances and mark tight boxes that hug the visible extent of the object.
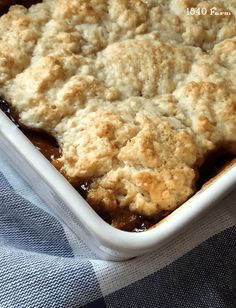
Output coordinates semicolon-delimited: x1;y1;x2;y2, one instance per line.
0;0;43;14
1;97;235;232
0;97;60;161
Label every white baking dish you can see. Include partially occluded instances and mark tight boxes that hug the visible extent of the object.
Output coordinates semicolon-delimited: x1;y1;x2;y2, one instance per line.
0;110;235;261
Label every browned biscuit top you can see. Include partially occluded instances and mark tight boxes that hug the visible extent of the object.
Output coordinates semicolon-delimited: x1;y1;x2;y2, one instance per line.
0;0;235;217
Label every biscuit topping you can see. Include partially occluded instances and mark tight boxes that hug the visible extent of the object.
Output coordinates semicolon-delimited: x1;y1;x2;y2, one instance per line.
0;0;235;222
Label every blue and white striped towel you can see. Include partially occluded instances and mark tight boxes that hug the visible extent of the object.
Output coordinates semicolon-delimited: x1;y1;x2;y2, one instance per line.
0;155;235;308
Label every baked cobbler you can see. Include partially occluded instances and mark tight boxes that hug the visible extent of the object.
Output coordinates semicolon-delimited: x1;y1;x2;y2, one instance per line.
0;0;235;230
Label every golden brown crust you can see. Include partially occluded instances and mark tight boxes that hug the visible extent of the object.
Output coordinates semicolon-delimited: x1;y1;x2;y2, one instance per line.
0;0;236;217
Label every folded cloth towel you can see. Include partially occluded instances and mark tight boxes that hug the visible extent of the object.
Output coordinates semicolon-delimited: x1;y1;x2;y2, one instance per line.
0;156;235;308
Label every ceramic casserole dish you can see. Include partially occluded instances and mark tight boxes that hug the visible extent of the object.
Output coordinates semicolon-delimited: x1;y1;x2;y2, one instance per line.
0;0;236;260
0;110;235;260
